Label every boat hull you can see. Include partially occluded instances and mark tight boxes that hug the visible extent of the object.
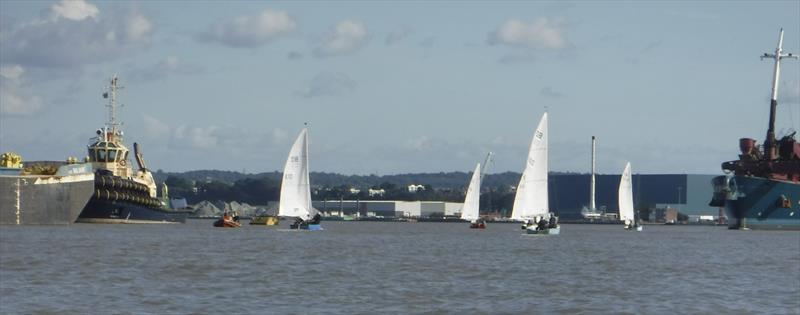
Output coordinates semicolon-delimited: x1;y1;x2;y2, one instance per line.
0;173;95;225
249;215;279;225
470;222;486;229
624;225;643;231
213;219;241;228
77;199;190;224
526;225;560;235
290;222;323;230
712;175;800;230
303;224;323;231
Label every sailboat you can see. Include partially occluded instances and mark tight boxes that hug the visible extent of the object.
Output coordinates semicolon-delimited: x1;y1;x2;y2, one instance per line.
511;113;559;235
618;162;642;231
460;163;485;229
278;128;322;230
581;136;602;220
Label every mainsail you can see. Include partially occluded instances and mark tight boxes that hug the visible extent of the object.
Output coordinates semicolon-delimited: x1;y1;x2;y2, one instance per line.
618;162;635;223
278;128;315;220
511;112;549;221
460;163;482;222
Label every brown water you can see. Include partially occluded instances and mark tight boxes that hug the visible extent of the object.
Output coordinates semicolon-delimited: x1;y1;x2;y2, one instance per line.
1;221;798;314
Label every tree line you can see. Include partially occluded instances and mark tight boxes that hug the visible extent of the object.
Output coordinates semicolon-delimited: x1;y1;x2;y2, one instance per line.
158;170;525;212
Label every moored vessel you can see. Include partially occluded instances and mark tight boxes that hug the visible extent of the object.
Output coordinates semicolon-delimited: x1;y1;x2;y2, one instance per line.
76;75;191;224
0;153;95;225
710;29;799;230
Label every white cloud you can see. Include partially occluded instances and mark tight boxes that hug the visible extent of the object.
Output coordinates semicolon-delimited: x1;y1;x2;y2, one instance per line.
314;20;368;57
172;125;219;150
51;0;99;21
0;65;24;79
488;18;566;49
0;4;153;68
126;13;152;42
297;72;356;98
405;136;432;151
0;65;43;116
200;9;296;48
141;114;171;139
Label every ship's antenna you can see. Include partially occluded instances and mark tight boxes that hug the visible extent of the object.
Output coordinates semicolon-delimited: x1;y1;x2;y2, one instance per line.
103;74;124;134
761;28;797;159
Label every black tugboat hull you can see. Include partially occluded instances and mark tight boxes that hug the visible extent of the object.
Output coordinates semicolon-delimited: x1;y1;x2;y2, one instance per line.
77;199;190;224
713;175;800;230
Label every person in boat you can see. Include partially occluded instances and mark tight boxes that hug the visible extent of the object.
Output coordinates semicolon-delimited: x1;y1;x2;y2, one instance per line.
293;217;304;227
309;213;321;225
537;217;548;231
548;215;557;228
232;211;240;222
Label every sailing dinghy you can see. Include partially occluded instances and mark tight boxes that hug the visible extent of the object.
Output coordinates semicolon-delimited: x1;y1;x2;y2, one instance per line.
460;163;485;229
510;113;560;235
618;162;642;231
278;128;322;230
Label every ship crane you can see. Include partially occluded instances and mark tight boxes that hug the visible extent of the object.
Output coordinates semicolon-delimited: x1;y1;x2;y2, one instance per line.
761;28;798;160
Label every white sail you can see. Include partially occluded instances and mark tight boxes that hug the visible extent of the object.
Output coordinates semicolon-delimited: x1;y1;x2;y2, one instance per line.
618;162;635;223
511;112;549;221
278;128;315;220
460;163;482;221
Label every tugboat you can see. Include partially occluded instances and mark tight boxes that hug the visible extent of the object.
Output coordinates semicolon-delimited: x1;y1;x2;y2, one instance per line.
76;75;192;224
710;29;800;230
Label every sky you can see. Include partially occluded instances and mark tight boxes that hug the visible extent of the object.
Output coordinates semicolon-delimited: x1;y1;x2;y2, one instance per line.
1;0;799;176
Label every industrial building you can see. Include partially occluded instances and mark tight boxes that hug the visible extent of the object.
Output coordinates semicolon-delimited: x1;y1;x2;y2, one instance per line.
313;200;463;218
546;173;718;220
310;174;719;221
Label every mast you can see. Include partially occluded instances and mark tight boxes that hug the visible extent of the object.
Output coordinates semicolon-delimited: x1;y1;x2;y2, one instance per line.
761;28;798;160
480;151;494;180
590;136;596;211
103;75;124;138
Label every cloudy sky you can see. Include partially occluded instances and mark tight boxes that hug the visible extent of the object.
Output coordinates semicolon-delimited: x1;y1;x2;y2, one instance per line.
1;0;799;175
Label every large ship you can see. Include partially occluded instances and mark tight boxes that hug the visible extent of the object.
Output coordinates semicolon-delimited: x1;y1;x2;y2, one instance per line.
710;29;799;230
76;75;191;224
0;153;95;225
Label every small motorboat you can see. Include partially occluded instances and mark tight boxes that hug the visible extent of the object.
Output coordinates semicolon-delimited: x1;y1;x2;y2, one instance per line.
469;220;486;229
249;215;279;226
213;212;241;228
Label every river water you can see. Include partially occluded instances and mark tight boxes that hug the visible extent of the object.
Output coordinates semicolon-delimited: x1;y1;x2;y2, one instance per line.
1;221;798;314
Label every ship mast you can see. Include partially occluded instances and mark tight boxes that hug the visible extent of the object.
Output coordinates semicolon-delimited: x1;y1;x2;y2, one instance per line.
104;75;124;138
761;28;798;160
590;136;596;211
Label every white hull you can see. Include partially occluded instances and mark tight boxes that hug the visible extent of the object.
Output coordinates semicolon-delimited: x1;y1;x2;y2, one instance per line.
624;225;643;231
526;225;560;235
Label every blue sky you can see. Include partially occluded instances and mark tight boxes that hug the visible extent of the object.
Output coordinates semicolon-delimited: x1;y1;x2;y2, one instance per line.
1;0;799;175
